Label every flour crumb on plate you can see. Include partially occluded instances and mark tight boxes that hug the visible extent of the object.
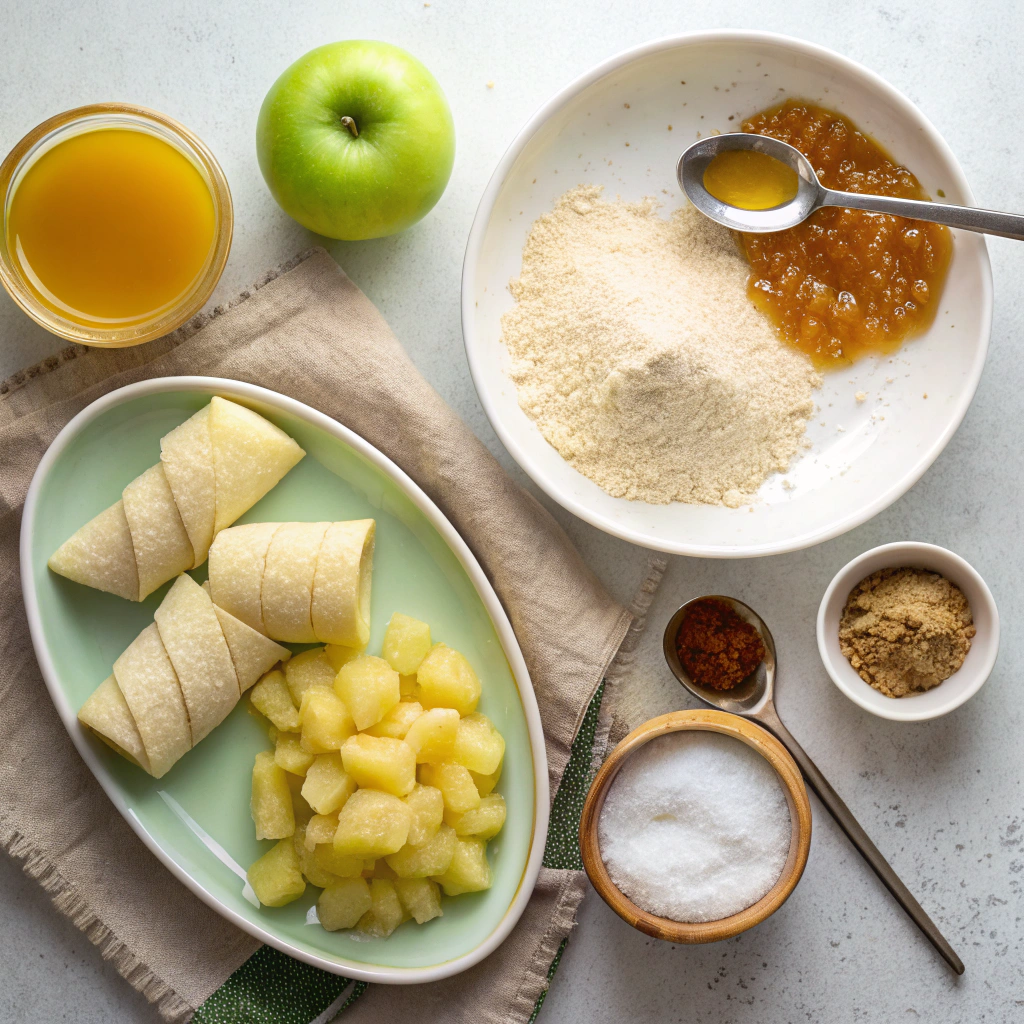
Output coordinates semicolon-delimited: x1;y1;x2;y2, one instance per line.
500;185;821;507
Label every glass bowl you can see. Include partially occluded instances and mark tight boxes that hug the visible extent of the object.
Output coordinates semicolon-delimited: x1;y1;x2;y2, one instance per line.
0;103;232;348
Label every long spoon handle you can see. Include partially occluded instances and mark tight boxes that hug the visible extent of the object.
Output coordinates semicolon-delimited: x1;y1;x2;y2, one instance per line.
822;187;1024;241
753;703;964;975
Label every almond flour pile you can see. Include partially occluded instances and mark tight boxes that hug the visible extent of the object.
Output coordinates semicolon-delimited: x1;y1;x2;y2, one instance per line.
500;186;821;507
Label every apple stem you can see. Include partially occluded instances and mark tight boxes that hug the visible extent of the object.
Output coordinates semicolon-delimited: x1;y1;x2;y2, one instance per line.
340;116;359;138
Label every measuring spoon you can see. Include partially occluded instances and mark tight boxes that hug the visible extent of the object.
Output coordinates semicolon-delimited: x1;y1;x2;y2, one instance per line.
662;595;964;975
678;131;1024;240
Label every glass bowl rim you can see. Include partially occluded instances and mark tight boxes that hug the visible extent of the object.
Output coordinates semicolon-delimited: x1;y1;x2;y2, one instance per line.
0;102;233;348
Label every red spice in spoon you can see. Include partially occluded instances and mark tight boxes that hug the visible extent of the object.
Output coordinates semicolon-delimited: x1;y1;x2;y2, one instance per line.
675;598;766;691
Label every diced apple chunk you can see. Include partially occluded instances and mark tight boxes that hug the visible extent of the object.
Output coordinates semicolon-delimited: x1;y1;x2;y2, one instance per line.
304;813;339;850
334;655;400;731
418;761;481;814
452;713;505;775
301;753;357;815
356;878;404;938
404;707;459;764
433;837;492;896
287;775;314;825
251;750;295;840
404;784;445;847
340;735;416;797
314;845;367;878
385;823;456;878
275;732;315;776
333;789;411;858
369;860;398;880
325;644;364;672
283;647;336;705
416;645;481;716
250;670;299;733
446;794;507;840
394;878;443;925
299;688;356;753
382;613;432;675
248;838;306;907
294;825;340;888
318;877;372;931
365;701;423;740
470;762;502;797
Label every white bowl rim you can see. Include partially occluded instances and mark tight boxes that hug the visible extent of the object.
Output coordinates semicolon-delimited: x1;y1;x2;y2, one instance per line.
815;541;1000;721
20;375;550;985
461;30;994;558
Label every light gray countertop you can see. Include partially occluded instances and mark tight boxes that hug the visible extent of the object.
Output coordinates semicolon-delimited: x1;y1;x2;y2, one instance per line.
2;1;1022;1021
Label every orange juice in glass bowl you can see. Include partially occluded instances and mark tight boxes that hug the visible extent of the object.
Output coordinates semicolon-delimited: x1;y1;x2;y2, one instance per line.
0;103;232;347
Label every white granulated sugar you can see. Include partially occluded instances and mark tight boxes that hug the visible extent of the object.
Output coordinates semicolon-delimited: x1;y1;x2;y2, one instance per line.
598;731;791;923
500;185;821;507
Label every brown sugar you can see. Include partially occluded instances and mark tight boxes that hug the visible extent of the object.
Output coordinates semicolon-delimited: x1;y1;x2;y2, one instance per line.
838;568;975;698
675;598;766;690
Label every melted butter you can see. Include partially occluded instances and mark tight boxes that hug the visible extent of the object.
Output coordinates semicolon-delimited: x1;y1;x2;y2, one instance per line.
6;128;216;327
702;149;799;210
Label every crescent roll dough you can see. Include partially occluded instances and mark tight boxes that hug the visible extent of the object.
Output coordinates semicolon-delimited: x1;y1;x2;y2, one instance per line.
78;573;290;778
113;623;192;778
208;519;375;646
312;520;375;647
49;397;304;601
262;522;330;643
160;404;217;564
207;521;280;634
78;675;151;772
155;575;240;745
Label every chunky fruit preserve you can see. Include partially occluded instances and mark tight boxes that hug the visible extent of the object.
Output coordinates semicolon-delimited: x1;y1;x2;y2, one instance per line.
740;101;953;368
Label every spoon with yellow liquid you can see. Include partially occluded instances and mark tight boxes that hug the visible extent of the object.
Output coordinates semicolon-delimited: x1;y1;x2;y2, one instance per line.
679;132;1024;238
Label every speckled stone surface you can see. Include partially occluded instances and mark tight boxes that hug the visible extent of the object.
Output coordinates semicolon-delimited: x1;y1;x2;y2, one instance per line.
2;1;1022;1021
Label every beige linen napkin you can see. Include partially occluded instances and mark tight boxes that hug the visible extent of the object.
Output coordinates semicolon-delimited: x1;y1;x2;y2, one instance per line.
0;249;632;1022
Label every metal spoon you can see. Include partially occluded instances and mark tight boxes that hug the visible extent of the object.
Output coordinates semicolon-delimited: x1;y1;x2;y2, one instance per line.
678;131;1024;239
663;596;964;976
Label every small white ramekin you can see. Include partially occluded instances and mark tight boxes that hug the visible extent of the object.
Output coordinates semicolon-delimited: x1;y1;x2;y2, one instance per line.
817;542;999;721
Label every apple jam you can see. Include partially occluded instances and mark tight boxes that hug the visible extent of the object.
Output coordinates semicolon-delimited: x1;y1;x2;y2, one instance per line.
739;102;952;368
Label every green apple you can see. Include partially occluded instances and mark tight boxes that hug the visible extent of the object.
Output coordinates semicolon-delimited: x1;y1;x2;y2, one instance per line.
256;41;456;240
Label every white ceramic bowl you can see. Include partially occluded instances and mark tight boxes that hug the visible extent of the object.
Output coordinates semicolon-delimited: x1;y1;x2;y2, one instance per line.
816;542;999;721
462;32;992;557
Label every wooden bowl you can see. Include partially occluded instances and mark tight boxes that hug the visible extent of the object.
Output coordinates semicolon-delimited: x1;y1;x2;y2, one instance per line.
579;709;812;943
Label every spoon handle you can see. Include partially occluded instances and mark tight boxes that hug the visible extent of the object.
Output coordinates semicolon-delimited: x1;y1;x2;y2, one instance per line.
822;188;1024;241
753;703;965;976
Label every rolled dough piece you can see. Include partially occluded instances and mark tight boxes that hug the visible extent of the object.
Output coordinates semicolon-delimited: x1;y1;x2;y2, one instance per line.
262;521;330;643
213;604;290;692
207;521;281;633
49;397;304;602
311;520;375;647
122;464;194;600
113;623;192;778
78;674;152;773
155;574;239;744
47;500;139;602
209;397;305;533
160;405;216;567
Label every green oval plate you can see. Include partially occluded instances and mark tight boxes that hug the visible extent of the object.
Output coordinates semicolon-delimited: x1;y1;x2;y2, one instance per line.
21;377;548;984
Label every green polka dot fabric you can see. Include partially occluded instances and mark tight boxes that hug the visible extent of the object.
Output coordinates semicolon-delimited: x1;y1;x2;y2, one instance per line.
192;946;366;1024
541;681;604;871
195;685;605;1023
